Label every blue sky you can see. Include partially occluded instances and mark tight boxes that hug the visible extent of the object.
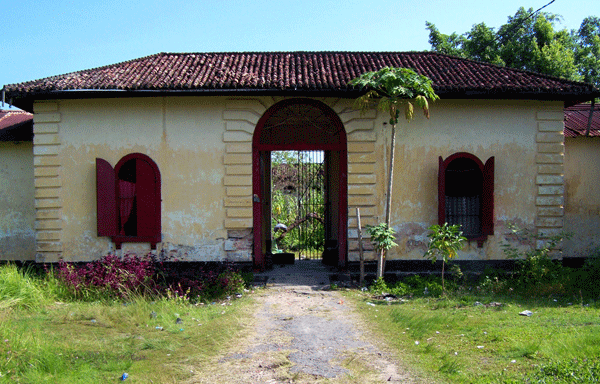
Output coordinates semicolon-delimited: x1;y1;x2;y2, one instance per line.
1;0;597;99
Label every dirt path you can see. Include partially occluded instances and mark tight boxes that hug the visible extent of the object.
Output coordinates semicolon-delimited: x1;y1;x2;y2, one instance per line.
186;260;422;383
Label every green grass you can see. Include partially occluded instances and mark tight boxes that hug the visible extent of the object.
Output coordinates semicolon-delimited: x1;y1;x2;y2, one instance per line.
0;264;252;383
347;291;600;383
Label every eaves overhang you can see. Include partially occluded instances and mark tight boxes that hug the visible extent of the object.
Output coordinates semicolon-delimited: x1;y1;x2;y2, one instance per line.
5;86;599;113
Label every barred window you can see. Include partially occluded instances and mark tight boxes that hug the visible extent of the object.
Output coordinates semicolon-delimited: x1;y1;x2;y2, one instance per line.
438;153;494;246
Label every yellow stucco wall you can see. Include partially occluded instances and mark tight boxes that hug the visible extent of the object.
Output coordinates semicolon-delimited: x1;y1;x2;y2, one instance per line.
31;96;564;263
0;142;35;260
55;97;229;261
564;137;600;256
349;99;553;261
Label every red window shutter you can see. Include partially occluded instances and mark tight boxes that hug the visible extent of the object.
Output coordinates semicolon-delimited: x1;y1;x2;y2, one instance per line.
482;156;495;235
135;158;160;239
438;156;446;225
96;158;117;237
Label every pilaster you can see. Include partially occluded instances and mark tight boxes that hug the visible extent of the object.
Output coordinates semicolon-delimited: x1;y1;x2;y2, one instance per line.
32;102;62;262
535;108;565;250
222;98;270;260
336;103;378;262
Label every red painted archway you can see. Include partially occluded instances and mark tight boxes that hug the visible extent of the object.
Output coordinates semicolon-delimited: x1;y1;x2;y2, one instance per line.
252;99;347;270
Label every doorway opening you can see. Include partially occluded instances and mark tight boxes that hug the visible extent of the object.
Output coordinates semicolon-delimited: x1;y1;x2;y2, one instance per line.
252;99;347;270
271;150;325;260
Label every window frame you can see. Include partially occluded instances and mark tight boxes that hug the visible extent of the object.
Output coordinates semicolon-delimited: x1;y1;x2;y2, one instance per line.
96;153;161;249
438;152;494;247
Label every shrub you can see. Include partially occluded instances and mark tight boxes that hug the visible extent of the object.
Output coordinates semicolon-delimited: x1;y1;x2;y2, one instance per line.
54;254;252;303
56;254;157;301
424;223;466;295
501;224;570;295
369;275;445;298
567;246;600;298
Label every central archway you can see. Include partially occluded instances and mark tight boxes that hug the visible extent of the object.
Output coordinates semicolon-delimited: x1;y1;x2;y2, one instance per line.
252;99;347;270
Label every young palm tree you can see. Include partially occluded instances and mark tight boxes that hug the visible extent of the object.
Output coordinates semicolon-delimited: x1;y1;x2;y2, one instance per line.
349;67;439;278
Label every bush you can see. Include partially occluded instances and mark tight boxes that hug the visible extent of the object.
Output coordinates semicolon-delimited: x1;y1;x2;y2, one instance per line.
369;275;446;298
566;246;600;298
56;254;156;301
501;224;570;296
55;255;251;303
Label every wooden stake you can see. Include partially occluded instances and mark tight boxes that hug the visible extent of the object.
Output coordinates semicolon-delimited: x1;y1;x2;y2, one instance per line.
357;208;365;286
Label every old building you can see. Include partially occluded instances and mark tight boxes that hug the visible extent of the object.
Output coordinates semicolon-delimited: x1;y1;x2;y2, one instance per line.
2;52;598;269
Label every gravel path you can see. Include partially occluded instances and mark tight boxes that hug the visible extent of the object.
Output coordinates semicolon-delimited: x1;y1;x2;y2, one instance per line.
186;260;422;383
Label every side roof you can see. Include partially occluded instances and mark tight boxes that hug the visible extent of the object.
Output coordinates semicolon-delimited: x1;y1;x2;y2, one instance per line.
3;51;599;111
564;103;600;138
0;109;33;141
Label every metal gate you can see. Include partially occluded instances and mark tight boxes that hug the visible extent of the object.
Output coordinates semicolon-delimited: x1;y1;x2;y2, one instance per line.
271;150;325;259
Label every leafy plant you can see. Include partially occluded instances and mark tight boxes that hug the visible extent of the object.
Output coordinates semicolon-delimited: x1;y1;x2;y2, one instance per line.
366;222;398;254
501;224;570;291
424;223;466;295
56;253;157;301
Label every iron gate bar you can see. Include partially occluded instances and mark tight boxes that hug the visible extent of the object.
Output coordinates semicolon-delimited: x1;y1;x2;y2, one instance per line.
271;150;325;260
297;150;325;259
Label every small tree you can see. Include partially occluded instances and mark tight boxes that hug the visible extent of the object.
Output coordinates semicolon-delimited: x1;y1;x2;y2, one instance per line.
424;223;467;295
349;67;439;278
366;223;398;255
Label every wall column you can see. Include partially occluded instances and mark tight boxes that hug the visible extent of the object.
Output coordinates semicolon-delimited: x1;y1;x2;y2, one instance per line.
535;108;565;252
33;102;62;263
222;98;268;261
335;102;378;262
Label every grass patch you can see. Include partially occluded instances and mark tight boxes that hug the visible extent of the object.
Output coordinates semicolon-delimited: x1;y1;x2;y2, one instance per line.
0;294;253;382
0;262;253;382
346;290;600;383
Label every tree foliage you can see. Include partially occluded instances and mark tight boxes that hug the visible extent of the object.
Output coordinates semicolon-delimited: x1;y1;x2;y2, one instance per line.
349;67;439;125
427;8;600;89
424;223;467;295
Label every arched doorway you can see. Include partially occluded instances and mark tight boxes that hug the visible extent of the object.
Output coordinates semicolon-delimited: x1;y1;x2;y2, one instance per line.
252;99;347;270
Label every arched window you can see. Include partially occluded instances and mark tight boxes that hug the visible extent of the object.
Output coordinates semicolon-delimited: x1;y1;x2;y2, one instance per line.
96;153;161;249
438;152;494;246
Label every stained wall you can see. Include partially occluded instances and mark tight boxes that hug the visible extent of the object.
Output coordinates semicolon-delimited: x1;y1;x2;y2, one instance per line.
0;141;35;260
30;97;564;263
564;136;600;256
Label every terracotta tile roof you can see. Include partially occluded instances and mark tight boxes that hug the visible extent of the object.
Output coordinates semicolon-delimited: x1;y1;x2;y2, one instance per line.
0;109;33;141
4;52;599;110
564;103;600;137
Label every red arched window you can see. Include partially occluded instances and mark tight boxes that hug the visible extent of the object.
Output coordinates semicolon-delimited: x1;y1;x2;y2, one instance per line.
96;153;161;249
438;152;494;246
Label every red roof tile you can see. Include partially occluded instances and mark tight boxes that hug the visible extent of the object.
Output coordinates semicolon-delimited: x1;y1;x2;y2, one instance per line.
564;103;600;137
4;52;599;111
0;109;33;141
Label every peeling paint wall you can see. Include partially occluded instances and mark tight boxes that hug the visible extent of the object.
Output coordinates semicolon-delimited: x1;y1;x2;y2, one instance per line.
49;97;230;262
0;142;35;260
564;137;600;256
31;96;564;263
345;99;563;262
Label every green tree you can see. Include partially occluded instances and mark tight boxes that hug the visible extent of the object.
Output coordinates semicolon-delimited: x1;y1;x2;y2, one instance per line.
424;223;467;295
349;67;439;278
426;7;598;84
574;16;600;89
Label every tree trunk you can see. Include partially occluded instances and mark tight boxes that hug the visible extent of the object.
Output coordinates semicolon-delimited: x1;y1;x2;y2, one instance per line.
377;123;397;279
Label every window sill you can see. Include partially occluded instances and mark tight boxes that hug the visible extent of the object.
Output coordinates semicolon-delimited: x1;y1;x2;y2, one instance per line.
465;235;488;248
112;235;160;250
